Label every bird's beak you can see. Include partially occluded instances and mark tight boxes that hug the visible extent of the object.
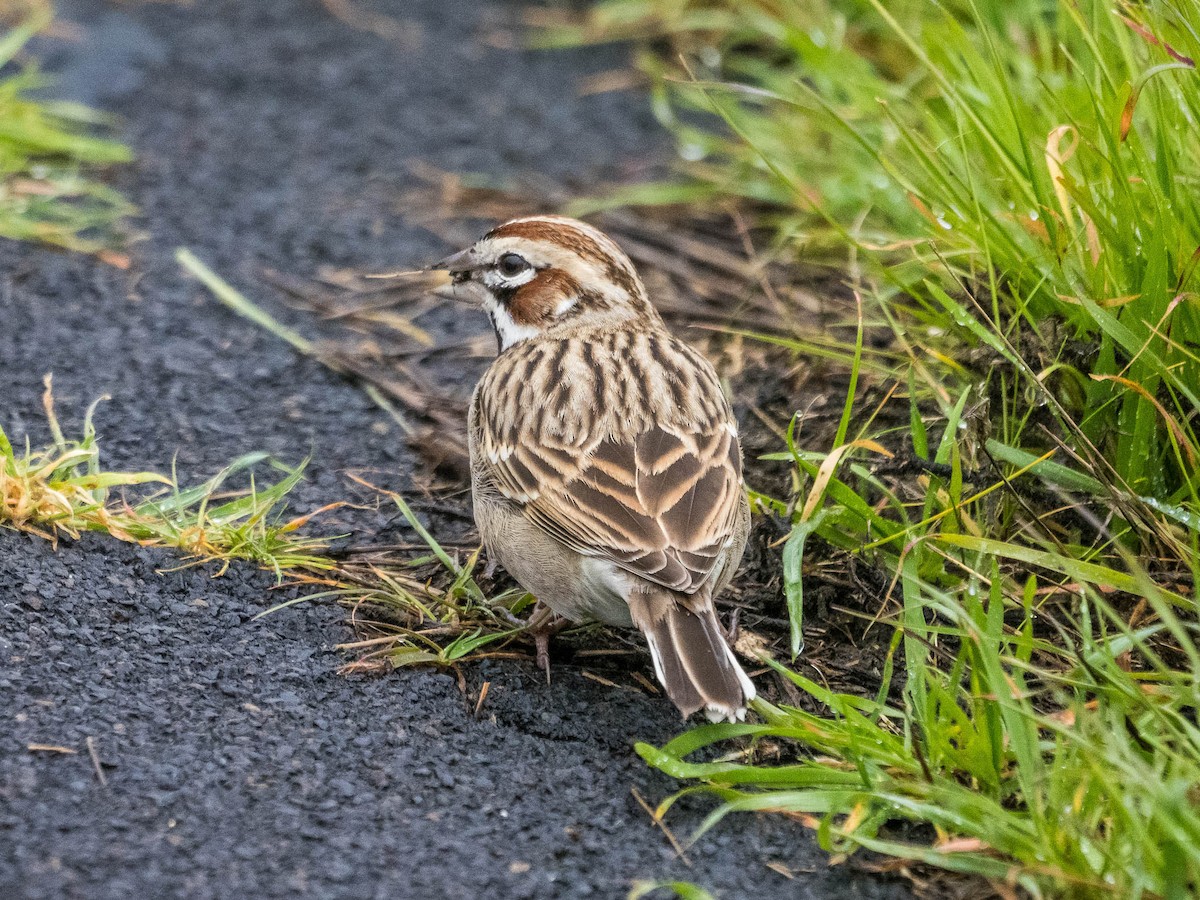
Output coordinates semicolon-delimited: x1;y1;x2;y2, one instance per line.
427;247;482;278
427;246;490;305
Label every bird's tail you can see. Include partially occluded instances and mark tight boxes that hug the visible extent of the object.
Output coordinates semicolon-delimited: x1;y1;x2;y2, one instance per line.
630;588;755;723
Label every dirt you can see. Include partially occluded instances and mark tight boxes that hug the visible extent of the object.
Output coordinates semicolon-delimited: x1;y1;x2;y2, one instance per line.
1;1;912;897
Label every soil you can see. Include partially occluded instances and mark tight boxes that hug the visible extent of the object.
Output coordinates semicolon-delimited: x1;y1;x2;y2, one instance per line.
1;1;912;898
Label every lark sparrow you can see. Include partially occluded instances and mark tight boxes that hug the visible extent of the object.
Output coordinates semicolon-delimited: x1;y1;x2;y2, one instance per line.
435;215;754;722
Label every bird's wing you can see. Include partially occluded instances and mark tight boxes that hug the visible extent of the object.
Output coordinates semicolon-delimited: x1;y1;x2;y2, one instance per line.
478;413;744;594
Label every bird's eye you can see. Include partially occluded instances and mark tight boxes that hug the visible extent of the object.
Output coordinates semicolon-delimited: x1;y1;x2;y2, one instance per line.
496;252;530;278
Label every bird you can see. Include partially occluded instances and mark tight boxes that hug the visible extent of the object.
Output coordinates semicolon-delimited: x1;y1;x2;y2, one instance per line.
432;215;755;722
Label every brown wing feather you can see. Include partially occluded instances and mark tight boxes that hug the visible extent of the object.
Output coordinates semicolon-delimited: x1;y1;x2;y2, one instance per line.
491;422;742;593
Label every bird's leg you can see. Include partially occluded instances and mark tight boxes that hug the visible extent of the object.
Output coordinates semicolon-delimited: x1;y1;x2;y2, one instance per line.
494;597;570;682
722;607;741;646
525;601;569;683
534;632;553;684
482;549;498;580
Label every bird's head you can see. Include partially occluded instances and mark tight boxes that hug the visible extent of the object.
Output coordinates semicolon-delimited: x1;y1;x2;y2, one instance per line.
432;215;659;351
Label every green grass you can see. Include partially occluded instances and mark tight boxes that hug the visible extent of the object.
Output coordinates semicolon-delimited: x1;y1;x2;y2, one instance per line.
1;376;169;542
0;11;133;251
1;376;332;575
289;481;530;672
552;0;1200;895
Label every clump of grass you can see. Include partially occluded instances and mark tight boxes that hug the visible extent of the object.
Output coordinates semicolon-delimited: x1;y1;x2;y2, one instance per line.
1;376;167;542
560;0;1200;512
642;406;1200;896
2;376;332;576
0;11;133;252
120;451;337;577
317;481;531;672
555;0;1200;895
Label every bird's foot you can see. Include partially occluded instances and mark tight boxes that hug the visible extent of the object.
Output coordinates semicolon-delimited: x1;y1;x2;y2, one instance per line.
494;599;571;683
525;601;570;684
535;630;552;684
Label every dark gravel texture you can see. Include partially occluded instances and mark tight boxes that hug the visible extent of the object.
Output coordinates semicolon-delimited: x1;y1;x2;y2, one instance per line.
0;2;911;897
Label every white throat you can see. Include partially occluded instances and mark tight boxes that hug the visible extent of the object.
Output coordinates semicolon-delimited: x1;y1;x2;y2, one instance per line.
484;297;540;351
